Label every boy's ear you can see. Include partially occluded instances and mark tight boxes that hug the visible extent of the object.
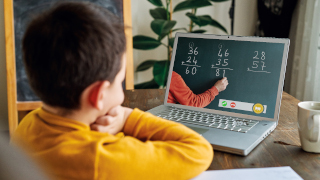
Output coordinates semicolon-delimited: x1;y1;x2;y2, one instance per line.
89;81;110;110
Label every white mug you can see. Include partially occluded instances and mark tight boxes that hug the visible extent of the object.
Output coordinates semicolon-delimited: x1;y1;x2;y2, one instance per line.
297;101;320;153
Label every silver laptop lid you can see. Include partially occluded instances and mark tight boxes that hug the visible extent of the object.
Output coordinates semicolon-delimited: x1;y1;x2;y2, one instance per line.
164;33;290;122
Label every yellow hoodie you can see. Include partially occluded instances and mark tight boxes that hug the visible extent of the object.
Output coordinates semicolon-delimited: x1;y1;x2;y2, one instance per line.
12;108;213;180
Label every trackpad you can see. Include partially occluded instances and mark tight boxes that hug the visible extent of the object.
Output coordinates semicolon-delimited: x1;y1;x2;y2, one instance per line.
186;126;209;135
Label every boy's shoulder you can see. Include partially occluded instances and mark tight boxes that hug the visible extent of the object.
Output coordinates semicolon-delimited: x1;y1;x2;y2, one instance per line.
15;108;42;132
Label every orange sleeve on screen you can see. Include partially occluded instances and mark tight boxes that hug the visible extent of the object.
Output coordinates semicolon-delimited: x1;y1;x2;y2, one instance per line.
167;71;219;108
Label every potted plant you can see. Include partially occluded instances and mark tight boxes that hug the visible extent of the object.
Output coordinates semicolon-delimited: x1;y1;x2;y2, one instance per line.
133;0;229;89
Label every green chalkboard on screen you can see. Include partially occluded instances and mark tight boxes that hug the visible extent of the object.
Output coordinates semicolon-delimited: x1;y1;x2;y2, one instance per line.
169;33;289;119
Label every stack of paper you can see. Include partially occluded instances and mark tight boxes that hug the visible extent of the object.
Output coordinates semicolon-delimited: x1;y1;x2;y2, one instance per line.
193;167;302;180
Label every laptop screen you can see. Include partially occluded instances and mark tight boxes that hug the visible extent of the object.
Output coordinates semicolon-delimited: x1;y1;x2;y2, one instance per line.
165;33;289;121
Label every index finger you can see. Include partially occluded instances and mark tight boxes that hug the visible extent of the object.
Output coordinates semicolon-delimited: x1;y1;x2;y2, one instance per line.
94;115;112;125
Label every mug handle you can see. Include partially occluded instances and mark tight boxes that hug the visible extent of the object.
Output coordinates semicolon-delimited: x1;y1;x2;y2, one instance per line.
308;114;320;142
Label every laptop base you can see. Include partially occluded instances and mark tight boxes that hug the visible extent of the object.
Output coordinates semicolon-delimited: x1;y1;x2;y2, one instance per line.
147;105;276;156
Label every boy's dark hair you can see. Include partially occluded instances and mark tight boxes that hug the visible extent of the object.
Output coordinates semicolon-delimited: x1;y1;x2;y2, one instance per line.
23;1;126;110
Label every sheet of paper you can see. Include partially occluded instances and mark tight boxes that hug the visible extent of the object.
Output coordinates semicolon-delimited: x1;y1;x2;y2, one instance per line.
192;166;302;180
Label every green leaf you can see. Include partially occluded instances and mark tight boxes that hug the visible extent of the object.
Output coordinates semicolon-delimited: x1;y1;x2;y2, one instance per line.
134;79;160;89
151;19;176;40
151;20;165;35
133;35;161;50
169;37;175;48
209;0;230;2
172;27;188;32
192;29;207;33
150;8;167;20
210;19;228;34
136;60;157;72
147;0;163;7
174;0;211;12
153;60;170;87
186;13;212;27
185;13;228;34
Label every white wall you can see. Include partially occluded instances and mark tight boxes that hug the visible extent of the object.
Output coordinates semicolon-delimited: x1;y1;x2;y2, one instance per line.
132;0;258;85
234;0;258;36
0;0;9;131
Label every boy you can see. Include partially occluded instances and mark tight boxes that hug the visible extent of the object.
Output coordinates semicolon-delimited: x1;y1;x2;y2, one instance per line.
12;2;213;180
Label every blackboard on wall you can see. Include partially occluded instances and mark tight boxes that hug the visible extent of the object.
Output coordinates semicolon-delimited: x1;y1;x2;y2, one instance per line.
14;0;124;101
169;33;289;119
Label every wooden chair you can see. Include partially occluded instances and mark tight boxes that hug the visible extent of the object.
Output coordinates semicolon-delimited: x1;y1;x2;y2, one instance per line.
4;0;134;137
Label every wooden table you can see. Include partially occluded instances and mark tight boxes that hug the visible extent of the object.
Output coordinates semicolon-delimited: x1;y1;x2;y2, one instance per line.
122;89;320;179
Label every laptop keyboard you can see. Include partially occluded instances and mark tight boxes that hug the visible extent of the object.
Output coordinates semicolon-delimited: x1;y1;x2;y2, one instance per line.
156;107;259;133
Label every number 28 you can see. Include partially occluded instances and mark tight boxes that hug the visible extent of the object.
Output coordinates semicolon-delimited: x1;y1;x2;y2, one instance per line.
253;51;266;60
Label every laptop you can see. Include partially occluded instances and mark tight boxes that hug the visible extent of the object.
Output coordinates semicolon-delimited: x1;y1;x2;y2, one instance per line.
147;33;290;156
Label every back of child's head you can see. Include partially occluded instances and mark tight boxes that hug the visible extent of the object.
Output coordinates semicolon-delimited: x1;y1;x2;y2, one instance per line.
22;1;126;110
